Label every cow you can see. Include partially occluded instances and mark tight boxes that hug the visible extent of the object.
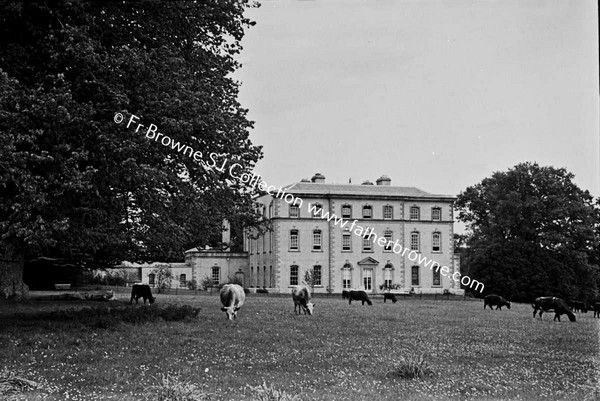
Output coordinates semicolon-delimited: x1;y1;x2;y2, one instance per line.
593;303;600;318
568;300;588;313
532;297;576;322
383;293;397;303
483;294;511;310
292;285;315;315
130;284;155;304
220;284;246;320
348;290;372;305
342;290;349;300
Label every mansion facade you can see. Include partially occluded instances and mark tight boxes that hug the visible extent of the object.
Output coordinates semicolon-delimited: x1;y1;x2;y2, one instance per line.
245;173;462;295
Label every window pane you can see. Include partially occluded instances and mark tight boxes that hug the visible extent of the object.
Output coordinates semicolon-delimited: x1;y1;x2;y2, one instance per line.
290;205;299;218
432;208;441;221
433;268;441;286
410;207;420;220
363;206;372;218
384;231;393;251
148;274;155;286
290;265;298;286
313;265;322;285
290;230;299;250
362;235;372;251
432;232;441;252
313;231;322;250
342;234;351;251
383;205;393;219
342;205;352;218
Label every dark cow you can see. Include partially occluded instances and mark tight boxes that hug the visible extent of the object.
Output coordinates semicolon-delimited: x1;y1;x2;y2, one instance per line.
220;284;246;320
342;290;350;300
348;290;372;306
532;297;576;322
383;293;397;303
592;302;600;318
292;285;315;315
130;284;155;304
483;294;511;310
568;300;588;313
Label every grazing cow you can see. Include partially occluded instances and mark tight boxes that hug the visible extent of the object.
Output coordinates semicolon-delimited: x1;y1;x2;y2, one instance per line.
130;284;155;304
383;293;397;303
532;297;576;322
483;294;511;310
568;300;588;313
292;285;315;315
220;284;246;320
591;302;600;318
348;290;372;306
342;290;349;300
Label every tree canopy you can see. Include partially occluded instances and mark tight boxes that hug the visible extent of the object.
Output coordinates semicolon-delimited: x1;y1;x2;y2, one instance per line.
0;0;263;270
456;162;599;302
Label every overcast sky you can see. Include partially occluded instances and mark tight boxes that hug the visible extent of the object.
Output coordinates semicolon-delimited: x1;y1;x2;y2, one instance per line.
234;0;599;198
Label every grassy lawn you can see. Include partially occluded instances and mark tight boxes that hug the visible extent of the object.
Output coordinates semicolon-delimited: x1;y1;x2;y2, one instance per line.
1;291;598;400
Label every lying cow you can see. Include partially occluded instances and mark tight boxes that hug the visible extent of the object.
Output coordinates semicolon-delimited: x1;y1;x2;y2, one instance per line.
483;294;511;310
383;293;397;303
342;290;349;300
292;285;315;315
532;296;576;322
220;284;245;320
130;284;155;304
348;290;372;306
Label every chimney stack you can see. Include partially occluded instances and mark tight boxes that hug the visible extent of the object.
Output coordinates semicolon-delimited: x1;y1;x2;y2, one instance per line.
376;175;391;186
311;173;325;183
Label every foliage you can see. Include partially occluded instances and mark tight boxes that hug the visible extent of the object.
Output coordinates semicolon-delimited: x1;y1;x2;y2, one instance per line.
199;276;214;291
0;367;42;398
0;1;264;275
246;381;302;401
302;269;318;294
388;354;435;380
456;162;600;302
379;283;402;291
186;280;198;290
144;373;213;401
152;265;173;293
256;288;269;294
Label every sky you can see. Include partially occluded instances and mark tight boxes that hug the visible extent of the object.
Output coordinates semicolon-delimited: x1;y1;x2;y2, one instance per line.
234;0;599;199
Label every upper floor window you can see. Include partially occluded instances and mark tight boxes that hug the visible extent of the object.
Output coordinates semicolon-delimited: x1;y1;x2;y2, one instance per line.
180;274;187;288
313;265;322;286
342;232;352;251
410;206;420;220
432;207;441;221
290;230;299;251
342;204;352;219
410;232;420;251
212;266;220;285
432;232;441;252
290;265;299;286
411;266;420;286
289;205;299;218
313;230;322;251
383;231;393;251
362;205;372;219
383;205;393;219
312;203;323;218
362;234;372;252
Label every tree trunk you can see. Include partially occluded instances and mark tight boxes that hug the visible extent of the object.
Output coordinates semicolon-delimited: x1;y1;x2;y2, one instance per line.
0;253;29;300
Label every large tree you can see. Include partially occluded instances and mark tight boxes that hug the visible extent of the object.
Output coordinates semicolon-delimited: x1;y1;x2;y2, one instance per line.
0;1;263;298
456;162;599;302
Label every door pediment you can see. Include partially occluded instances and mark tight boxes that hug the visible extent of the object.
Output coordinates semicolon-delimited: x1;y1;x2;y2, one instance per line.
357;257;379;266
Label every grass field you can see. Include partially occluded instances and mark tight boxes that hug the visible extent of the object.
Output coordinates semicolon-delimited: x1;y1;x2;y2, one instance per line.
1;291;598;400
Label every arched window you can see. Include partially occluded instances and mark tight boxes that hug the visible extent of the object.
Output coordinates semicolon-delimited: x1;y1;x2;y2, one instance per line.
383;264;393;289
383;205;393;219
341;204;352;218
342;263;352;289
411;265;419;286
212;266;220;285
410;206;420;220
290;265;299;286
432;232;441;252
290;229;299;251
411;232;420;251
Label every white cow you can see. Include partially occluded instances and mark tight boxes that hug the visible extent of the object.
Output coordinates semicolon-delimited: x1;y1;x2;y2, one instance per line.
292;285;315;315
220;284;245;320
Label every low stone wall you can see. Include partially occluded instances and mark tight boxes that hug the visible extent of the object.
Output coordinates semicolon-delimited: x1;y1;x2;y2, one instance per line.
0;254;29;300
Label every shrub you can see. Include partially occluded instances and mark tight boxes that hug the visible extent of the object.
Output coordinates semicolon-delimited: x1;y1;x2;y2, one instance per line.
246;381;302;401
256;288;269;294
144;373;213;401
388;354;435;380
187;280;198;290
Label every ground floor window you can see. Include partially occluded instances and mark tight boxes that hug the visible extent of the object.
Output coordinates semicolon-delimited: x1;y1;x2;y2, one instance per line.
290;265;299;286
342;265;352;289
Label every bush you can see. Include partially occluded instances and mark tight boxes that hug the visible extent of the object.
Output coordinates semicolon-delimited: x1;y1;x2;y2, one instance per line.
144;373;213;401
187;280;198;290
256;288;269;294
388;354;435;380
246;381;302;401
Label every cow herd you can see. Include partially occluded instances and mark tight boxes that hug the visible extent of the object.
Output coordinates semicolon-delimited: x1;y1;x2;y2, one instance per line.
129;284;598;323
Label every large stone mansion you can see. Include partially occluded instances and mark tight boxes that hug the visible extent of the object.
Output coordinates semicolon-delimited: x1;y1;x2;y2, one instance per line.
130;173;462;295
